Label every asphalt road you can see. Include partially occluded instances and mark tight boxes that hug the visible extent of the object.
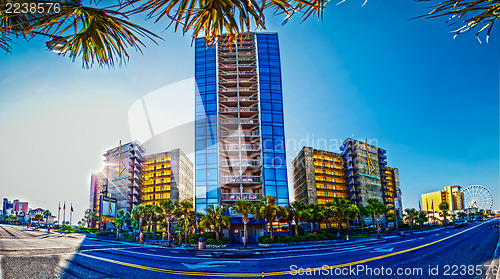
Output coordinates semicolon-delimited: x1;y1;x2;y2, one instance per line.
57;219;499;279
0;220;498;279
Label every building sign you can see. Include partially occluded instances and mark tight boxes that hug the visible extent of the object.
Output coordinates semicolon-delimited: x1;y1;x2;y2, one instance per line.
394;197;400;210
360;173;379;179
111;175;129;181
102;200;116;217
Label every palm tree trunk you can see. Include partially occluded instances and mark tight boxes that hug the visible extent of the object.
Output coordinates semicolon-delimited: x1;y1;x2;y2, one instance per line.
269;221;274;240
294;218;299;236
215;229;219;241
167;219;171;247
376;215;380;238
147;217;152;238
243;219;248;249
153;216;157;239
337;222;341;238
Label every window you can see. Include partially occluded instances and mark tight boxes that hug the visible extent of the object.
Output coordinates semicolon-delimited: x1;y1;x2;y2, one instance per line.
323;177;326;181
322;156;324;160
332;178;335;183
323;170;326;174
160;194;163;198
153;194;155;200
161;186;164;190
325;192;328;196
332;186;336;190
326;199;329;203
161;179;164;183
322;163;325;167
334;193;337;197
324;184;327;189
161;172;164;175
153;187;156;192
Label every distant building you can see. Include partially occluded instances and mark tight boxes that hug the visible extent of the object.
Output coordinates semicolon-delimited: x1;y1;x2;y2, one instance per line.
292;139;403;227
27;208;55;226
421;185;464;213
90;141;193;228
2;198;28;219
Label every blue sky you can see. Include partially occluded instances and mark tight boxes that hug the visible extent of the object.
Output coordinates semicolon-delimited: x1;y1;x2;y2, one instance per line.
0;0;498;221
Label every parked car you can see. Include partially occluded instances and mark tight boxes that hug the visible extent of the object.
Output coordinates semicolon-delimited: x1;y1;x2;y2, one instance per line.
454;219;468;228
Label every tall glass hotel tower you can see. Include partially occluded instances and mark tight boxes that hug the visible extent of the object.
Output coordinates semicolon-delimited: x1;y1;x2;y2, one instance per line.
195;33;289;242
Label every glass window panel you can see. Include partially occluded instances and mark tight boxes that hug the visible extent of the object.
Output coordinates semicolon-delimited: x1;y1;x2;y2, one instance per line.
196;187;206;198
264;168;275;180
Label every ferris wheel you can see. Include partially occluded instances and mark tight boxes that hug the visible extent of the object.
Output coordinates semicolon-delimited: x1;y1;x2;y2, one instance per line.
462;185;493;210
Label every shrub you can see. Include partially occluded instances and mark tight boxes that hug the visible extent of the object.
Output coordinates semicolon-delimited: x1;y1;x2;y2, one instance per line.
306;233;319;242
258;235;270;243
262;238;274;244
200;231;223;240
187;235;199;242
282;236;294;243
317;234;327;241
297;225;305;235
325;233;336;240
123;237;134;241
274;236;286;243
217;237;230;245
291;236;302;242
298;235;307;242
187;239;198;245
315;230;326;234
206;239;216;245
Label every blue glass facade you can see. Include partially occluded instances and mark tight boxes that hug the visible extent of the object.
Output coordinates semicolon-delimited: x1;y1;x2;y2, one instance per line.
194;40;219;214
256;34;289;207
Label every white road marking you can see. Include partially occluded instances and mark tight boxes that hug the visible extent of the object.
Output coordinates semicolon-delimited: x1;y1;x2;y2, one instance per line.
370;247;394;253
181;261;240;269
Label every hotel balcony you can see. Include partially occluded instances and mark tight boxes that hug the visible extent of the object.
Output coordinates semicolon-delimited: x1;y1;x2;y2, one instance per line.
220;159;261;168
220;107;258;114
221;176;261;183
220;96;258;103
218;70;256;76
219;118;259;126
221;192;262;201
220;144;260;152
220;130;259;137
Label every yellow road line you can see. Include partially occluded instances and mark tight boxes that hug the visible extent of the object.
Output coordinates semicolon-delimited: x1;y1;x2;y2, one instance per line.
77;223;485;277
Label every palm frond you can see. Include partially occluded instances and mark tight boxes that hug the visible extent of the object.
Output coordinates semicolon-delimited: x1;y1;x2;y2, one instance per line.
29;5;162;68
0;32;11;53
416;0;500;42
123;0;329;46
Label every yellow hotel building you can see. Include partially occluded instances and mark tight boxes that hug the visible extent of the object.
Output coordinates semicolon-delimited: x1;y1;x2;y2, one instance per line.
90;141;193;227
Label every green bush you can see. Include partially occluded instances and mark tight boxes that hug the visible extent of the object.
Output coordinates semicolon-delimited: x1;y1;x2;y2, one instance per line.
200;232;222;240
314;230;326;234
262;238;274;244
187;235;199;242
206;239;216;245
274;236;286;243
325;233;336;240
123;237;134;241
306;233;319;241
282;236;294;243
317;234;327;241
291;236;302;242
258;235;270;243
298;235;307;242
187;239;198;245
217;237;230;245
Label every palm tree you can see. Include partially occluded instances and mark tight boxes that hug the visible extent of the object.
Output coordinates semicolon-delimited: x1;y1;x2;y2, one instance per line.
417;0;499;42
175;201;193;244
199;205;231;241
233;200;257;249
439;202;450;227
255;196;280;241
326;198;352;237
344;203;359;231
404;208;419;234
115;210;131;239
131;204;146;239
367;198;388;238
0;0;328;67
289;201;309;236
158;200;176;246
457;211;467;220
42;210;51;227
34;213;43;227
84;209;97;228
144;204;156;238
307;204;324;231
358;206;370;234
152;204;163;239
416;211;428;227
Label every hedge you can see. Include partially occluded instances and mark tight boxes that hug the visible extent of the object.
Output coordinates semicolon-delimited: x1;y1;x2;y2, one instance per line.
206;239;216;245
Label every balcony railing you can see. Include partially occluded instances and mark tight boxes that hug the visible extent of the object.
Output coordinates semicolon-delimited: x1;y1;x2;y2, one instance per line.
220;144;260;151
219;119;259;125
220;97;258;102
221;192;262;201
220;57;256;62
219;71;256;75
219;87;258;92
221;176;261;183
220;159;261;167
220;107;258;113
220;131;259;137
